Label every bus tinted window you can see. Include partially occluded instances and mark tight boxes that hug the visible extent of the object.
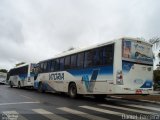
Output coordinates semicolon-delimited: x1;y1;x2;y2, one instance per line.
93;49;101;66
47;61;51;72
50;60;55;72
21;65;28;74
43;62;47;72
55;59;60;71
71;54;77;69
40;63;44;73
65;56;70;69
10;65;29;75
103;44;114;65
84;50;93;67
60;58;64;70
77;52;84;68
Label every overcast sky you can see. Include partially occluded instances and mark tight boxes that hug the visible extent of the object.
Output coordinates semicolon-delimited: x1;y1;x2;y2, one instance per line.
0;0;160;70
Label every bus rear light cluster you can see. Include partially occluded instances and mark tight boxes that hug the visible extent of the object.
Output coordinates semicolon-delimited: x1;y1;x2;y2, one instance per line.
28;77;31;82
136;89;142;94
116;70;123;85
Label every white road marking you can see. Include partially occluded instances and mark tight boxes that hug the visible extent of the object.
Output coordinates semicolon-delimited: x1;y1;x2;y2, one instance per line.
79;105;123;116
32;109;69;120
57;107;109;120
80;105;150;120
0;101;40;106
2;111;28;120
123;104;160;112
99;104;156;114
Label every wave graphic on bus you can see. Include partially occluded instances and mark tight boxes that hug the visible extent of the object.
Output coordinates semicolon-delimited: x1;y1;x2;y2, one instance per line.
82;69;99;92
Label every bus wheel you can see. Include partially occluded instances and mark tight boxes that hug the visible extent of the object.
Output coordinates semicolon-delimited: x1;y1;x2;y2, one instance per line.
68;83;77;98
10;81;13;88
18;81;21;89
38;82;45;93
94;94;106;100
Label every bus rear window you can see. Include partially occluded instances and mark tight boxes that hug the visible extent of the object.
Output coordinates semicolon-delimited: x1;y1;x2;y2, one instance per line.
122;39;153;64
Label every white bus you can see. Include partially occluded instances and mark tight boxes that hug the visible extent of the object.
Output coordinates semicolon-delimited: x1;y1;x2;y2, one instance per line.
9;63;36;88
34;37;153;98
0;72;7;84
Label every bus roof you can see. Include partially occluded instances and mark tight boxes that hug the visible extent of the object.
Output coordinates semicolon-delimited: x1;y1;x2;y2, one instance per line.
122;37;152;46
39;37;152;63
11;63;36;69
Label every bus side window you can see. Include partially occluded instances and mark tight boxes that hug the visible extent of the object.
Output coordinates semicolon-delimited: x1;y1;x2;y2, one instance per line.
50;60;55;72
40;63;44;73
84;50;93;68
93;48;101;66
43;62;47;73
103;44;114;65
55;59;60;71
65;56;71;69
77;52;84;69
47;60;51;72
71;54;77;69
60;58;64;71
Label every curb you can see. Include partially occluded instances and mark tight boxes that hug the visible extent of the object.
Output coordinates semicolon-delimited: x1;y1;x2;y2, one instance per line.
109;96;160;105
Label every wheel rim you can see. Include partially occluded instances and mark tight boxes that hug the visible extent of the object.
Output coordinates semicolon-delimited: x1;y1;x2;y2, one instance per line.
70;85;77;97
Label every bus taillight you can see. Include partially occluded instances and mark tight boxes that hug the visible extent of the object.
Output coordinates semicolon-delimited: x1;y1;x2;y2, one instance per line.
116;70;123;85
136;89;142;94
28;77;31;82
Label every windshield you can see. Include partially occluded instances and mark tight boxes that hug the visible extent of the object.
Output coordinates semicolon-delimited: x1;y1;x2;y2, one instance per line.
122;39;153;65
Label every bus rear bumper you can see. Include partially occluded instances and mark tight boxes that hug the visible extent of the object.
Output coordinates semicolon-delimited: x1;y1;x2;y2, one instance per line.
113;86;153;95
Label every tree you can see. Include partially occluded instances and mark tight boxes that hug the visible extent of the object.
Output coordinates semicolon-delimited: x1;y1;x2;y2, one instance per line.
0;69;8;73
148;37;160;67
153;70;160;83
153;70;160;90
149;37;160;50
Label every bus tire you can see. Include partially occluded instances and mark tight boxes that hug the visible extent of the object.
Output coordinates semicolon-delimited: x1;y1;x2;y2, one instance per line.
94;94;106;100
18;81;21;89
38;82;45;93
10;81;13;88
68;83;77;98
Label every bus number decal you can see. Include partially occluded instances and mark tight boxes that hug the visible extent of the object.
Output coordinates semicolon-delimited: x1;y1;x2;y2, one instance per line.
49;73;64;80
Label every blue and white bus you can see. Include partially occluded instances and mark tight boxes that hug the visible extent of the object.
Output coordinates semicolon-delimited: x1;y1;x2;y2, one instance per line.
9;63;36;88
34;37;153;98
0;72;7;84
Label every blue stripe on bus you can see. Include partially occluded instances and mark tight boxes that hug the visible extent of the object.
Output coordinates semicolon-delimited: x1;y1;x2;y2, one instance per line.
67;66;113;76
82;69;99;92
122;61;134;73
18;73;35;81
140;80;152;88
19;74;28;80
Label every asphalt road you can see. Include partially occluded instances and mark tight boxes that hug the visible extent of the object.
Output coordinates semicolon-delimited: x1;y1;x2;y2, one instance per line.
0;85;160;120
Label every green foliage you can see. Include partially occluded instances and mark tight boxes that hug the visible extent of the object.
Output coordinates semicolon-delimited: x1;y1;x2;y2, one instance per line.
154;70;160;83
0;69;8;73
153;70;160;90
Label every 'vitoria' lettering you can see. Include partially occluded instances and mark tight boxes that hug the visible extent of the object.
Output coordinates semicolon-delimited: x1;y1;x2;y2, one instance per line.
49;73;64;80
